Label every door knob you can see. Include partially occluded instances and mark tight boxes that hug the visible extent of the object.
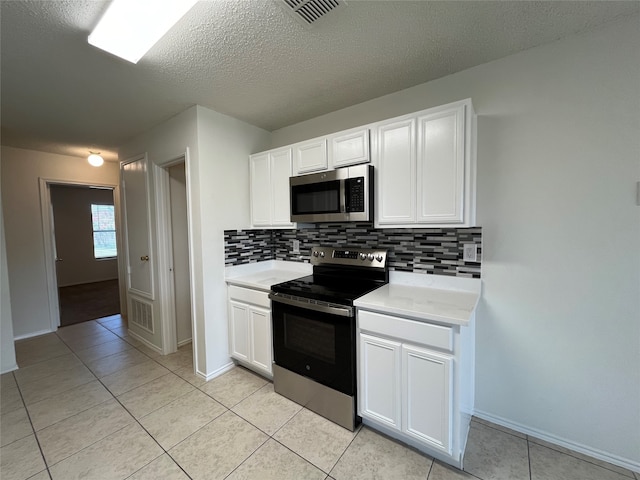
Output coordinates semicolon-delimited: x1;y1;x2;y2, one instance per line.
140;255;149;261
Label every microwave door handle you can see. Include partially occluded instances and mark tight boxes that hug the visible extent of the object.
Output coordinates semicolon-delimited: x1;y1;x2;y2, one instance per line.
341;180;348;213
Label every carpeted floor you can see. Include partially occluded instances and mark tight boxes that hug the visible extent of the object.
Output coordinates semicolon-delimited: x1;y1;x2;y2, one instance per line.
58;279;121;327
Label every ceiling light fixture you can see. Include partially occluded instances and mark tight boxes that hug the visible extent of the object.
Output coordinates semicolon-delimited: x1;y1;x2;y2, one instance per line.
88;0;198;64
88;152;104;167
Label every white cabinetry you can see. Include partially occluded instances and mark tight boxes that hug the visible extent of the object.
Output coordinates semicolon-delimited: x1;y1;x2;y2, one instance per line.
375;118;416;224
228;285;272;377
358;308;472;467
250;147;294;228
329;128;370;168
293;137;328;174
374;99;475;227
359;333;402;429
402;344;452;453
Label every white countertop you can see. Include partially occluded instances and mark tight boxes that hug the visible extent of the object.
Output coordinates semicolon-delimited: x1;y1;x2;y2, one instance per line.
225;260;312;292
354;272;481;327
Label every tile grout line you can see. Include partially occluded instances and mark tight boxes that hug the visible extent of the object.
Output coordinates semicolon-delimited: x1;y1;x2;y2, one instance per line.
527;437;638;478
57;326;197;480
473;419;636;479
10;370;53;480
14;322;201;479
526;436;533;480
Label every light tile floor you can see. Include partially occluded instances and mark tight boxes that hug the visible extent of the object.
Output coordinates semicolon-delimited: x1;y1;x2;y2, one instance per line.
1;315;638;480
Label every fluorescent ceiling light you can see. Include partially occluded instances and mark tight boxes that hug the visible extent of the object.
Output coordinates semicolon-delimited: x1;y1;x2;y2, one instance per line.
88;0;198;64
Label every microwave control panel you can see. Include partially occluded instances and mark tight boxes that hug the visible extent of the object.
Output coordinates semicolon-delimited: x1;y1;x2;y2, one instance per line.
346;177;365;212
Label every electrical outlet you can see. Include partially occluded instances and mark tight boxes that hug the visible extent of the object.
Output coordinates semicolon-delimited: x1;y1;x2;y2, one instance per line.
463;244;477;262
292;239;300;254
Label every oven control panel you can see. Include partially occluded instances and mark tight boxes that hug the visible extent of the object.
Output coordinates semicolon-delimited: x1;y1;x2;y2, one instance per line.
311;246;387;268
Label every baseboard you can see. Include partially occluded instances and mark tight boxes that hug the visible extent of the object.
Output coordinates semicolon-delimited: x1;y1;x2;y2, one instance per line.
1;363;18;374
58;277;119;288
177;338;192;348
473;409;640;474
197;361;235;382
14;329;54;341
126;330;162;354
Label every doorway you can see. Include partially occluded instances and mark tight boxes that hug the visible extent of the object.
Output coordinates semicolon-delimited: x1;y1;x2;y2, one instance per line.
40;179;124;332
50;184;120;327
167;162;192;346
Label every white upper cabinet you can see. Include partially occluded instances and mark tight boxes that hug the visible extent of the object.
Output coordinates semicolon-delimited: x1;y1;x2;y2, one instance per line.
250;147;294;228
375;118;416;224
270;149;293;226
329;128;370;168
416;105;465;223
374;99;476;227
293;137;328;174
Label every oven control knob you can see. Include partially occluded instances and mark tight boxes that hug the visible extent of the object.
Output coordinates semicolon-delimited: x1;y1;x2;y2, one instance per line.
359;253;366;260
376;254;384;262
319;251;325;258
313;251;319;257
367;253;374;261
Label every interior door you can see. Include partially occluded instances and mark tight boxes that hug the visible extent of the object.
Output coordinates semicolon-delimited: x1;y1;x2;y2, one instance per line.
121;156;153;298
168;162;192;344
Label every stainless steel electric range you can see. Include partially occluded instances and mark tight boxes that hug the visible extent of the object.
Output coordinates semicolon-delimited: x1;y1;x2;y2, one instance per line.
269;246;388;431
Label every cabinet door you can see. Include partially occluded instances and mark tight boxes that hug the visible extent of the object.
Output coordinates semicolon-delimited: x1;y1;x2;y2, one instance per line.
249;153;272;226
249;306;272;375
294;138;328;174
270;148;294;226
416;105;465;223
359;333;402;430
402;344;452;454
375;118;416;225
228;300;250;363
330;128;369;168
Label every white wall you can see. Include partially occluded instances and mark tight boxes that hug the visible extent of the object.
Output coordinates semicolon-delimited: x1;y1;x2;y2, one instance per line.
271;16;640;468
0;165;17;373
50;185;118;287
119;107;199;352
1;147;120;338
194;105;270;378
119;105;270;376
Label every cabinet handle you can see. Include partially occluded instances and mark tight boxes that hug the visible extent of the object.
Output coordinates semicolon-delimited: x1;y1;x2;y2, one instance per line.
140;255;149;261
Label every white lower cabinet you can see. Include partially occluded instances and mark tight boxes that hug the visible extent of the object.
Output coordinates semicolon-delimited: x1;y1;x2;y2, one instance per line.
402;344;452;454
228;285;272;377
359;333;402;429
359;332;453;455
358;309;471;467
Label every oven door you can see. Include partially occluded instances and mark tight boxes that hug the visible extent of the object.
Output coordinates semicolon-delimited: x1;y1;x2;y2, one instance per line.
270;295;356;396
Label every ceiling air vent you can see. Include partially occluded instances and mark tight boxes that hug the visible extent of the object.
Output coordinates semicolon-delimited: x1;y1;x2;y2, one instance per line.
281;0;344;26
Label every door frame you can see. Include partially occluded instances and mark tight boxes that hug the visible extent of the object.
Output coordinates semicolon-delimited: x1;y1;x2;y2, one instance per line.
153;149;196;356
39;178;123;332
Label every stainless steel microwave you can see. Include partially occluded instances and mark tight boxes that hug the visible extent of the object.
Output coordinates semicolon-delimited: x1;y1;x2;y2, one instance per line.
290;164;373;223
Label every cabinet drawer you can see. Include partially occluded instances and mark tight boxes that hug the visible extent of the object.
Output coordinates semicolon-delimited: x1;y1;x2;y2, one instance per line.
359;310;452;352
228;285;270;309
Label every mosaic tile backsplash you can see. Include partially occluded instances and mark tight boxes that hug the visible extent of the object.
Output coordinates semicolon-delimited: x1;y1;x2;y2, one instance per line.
225;224;482;278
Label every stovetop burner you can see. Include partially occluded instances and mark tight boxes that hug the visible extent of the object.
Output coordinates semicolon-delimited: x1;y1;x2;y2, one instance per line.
271;246;388;306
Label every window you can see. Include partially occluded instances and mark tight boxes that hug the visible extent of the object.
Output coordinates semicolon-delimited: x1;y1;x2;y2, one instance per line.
91;204;117;259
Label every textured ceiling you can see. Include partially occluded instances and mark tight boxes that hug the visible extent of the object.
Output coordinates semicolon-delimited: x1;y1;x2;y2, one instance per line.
1;0;638;162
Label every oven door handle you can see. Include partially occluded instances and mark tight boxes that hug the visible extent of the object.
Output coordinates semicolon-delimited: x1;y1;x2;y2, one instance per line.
269;293;354;318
